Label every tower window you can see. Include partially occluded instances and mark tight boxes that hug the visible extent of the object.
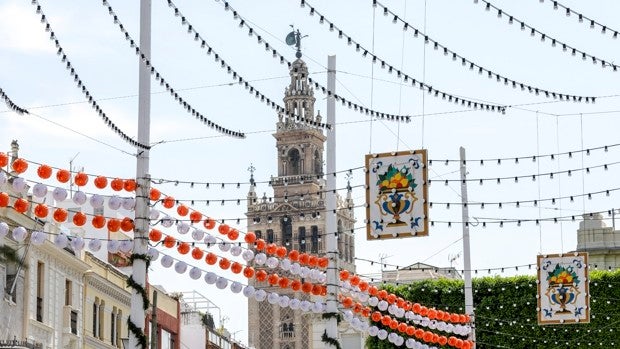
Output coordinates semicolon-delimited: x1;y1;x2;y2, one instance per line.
267;229;274;243
298;227;306;253
314;150;322;175
311;226;319;254
287;148;301;175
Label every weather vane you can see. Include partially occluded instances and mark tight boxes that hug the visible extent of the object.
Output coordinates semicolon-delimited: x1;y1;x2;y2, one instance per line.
286;26;308;58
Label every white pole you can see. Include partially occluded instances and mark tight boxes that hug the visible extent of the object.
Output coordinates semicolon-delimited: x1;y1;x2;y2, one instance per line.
459;147;476;345
325;55;339;347
130;0;151;348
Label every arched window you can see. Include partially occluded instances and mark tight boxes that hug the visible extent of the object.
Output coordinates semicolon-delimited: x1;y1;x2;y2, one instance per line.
313;150;322;175
287;149;301;175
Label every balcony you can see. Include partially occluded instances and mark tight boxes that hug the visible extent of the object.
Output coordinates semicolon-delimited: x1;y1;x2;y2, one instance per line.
0;339;43;349
270;174;321;187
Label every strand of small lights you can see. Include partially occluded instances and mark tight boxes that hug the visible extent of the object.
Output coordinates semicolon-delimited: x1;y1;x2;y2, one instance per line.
537;0;619;40
100;0;245;138
27;0;149;149
0;88;29;115
161;0;331;129
473;0;618;72
298;0;507;113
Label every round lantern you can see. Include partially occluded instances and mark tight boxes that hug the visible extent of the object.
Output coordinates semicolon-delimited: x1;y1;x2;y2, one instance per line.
230;245;242;257
52;187;67;202
108;195;121;210
12;177;27;193
122;197;135;210
56;169;70;183
191;229;205;241
123;179;136;192
72;191;87;205
74;172;88;186
289;298;300;310
177;222;190;235
12;226;27;242
110;178;123;191
37;164;52;179
174;261;188;274
230;281;243;294
278;295;290;308
241;249;254;262
215;277;228;290
204;272;217;285
70;237;85;251
13;198;29;213
160;216;173;228
119;240;133;253
32;183;47;198
266;257;279;269
88;238;102;252
54;233;69;248
149;188;161;201
254;289;267;302
90;194;104;208
146;247;159;261
160;255;174;268
218;242;231;252
94;176;108;189
149;208;160;221
107;240;120;253
267;292;279;304
189;267;202;280
31;231;46;245
11;158;28;173
242;285;255;298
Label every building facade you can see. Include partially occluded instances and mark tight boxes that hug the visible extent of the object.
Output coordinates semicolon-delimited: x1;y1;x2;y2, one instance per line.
245;59;356;349
576;213;620;270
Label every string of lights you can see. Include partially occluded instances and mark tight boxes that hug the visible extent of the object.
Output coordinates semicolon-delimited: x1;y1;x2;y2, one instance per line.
428;159;619;184
473;0;618;72
0;88;29;115
373;1;596;102
210;0;413;122
298;0;508;113
27;0;149;149
161;0;331;130
100;0;245;138
537;0;619;40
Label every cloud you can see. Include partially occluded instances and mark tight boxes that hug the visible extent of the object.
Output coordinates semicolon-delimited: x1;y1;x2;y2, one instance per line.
0;3;57;54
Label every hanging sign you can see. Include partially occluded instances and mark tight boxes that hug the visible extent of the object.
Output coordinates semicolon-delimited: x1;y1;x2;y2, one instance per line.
537;252;590;325
365;150;428;240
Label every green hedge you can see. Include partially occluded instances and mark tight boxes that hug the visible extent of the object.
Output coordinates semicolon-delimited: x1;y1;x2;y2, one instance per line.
365;270;620;348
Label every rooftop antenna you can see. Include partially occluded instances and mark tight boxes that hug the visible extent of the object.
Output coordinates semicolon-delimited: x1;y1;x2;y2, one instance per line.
286;26;308;58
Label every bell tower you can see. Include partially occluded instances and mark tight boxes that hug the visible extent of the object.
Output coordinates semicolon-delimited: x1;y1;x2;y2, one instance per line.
246;56;356;349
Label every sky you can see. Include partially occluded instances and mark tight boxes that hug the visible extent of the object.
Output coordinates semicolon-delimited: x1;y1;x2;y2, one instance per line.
1;0;620;345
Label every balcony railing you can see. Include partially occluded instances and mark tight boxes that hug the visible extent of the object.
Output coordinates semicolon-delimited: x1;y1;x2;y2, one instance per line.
0;339;43;349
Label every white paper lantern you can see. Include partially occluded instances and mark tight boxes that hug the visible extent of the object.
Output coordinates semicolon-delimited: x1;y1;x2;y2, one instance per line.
289;262;301;275
160;255;174;268
0;171;6;185
368;296;379;307
343;310;353;322
241;249;255;262
122;197;136;210
266;257;279;269
359;321;369;332
192;229;205;241
108;196;122;210
299;266;310;278
278;295;290;308
70;237;85;251
311;302;323;313
149;209;160;221
31;231;46;245
378;300;388;311
358;292;369;303
177;222;190;235
230;245;242;257
161;216;174;228
230;281;243;294
12;226;27;242
12;177;27;193
242;285;255;298
436;322;446;332
367;326;379;337
204;272;217;284
351;317;361;330
289;298;300;310
267;292;279;304
54;233;68;249
388;332;397;343
299;301;311;312
32;183;47;198
175;261;188;274
52;187;67;202
406;338;415;348
119;240;133;253
318;273;327;283
395;335;404;346
88;238;102;252
377;329;388;340
445;323;454;333
218;242;231;252
72;191;87;205
215;277;228;289
254;289;267;302
203;234;217;245
428;320;437;330
388;304;396;314
146;247;159;261
188;267;202;280
90;194;104;208
280;258;291;271
253;253;267;265
107;240;120;254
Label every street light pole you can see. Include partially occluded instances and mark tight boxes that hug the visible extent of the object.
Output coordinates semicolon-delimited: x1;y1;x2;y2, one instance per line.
130;0;152;348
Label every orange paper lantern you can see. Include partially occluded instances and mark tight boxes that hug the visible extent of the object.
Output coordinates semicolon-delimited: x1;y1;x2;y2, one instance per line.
381;315;391;326
406;326;415;336
358;281;369;292
244;231;256;244
11;158;28;174
301;282;313;294
318;257;328;268
163;236;176;248
34;203;49;218
227;229;239;241
307;255;318;267
371;311;381;322
218;224;230;235
298;253;309;265
107;218;121;232
177;205;189;217
288;249;300;261
93;176;108;189
386;293;396;304
123;179;136;192
37;164;52;179
255;239;266;251
342;297;353;308
149;229;162;242
162;196;175;209
397;323;407;333
110;178;123;191
205;252;217;265
276;246;287;258
13;198;29;213
74;172;88;186
191;247;204;260
255;269;267;282
268;274;279;286
189;211;202;223
311;284;323;296
265;243;277;255
389;319;399;330
231;262;243;274
203;218;216;230
422;331;433;343
377;290;388;300
150;188;161;201
72;212;87;226
368;285;378;296
349;275;361;286
0;152;7;167
218;257;231;270
56;169;70;183
53;208;68;222
120;218;134;232
278;277;290;289
438;336;448;346
290;279;301;291
243;266;255;278
177;242;190;255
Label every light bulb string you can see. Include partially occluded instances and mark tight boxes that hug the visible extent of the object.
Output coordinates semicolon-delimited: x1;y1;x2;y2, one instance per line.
100;0;245;138
160;0;332;130
298;0;507;113
374;0;598;102
208;0;413;122
537;0;619;40
27;0;149;149
474;0;618;72
0;87;29;115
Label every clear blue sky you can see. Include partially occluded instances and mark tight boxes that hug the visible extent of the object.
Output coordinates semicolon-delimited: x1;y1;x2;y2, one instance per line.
2;0;620;345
